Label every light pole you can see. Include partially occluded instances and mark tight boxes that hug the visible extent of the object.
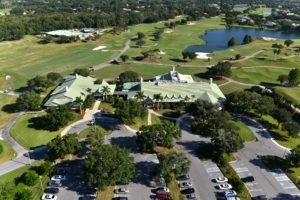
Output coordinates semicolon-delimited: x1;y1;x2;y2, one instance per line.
39;176;44;191
27;151;32;166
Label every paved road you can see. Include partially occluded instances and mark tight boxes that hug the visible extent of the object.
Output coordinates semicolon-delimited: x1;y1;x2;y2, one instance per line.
176;115;218;200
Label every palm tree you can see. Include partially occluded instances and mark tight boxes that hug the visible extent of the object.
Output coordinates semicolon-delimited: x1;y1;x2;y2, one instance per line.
184;95;190;102
191;94;196;101
74;97;84;114
101;86;110;101
86;88;92;94
153;93;163;110
135;91;146;102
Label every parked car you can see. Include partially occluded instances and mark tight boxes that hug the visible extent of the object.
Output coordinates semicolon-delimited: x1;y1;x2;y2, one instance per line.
224;190;237;197
252;195;267;200
54;168;66;175
113;197;128;200
41;194;57;200
44;187;59;194
241;176;254;183
181;187;195;194
177;174;190;181
156;192;171;200
218;183;232;190
185;193;197;199
156;187;170;193
226;197;240;200
179;181;193;188
114;187;129;194
214;177;228;183
48;180;62;187
51;175;66;181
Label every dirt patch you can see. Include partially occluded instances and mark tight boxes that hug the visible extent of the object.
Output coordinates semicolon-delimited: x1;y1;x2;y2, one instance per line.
142;57;161;62
63;42;82;47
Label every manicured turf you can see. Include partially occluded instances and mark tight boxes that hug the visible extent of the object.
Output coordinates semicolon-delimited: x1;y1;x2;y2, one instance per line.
219;82;251;95
0;140;16;164
0;94;16;128
98;102;115;112
78;126;112;139
129;116;148;131
168;177;184;200
274;87;300;105
10;112;81;149
151;114;163;124
230;121;256;141
157;109;184;118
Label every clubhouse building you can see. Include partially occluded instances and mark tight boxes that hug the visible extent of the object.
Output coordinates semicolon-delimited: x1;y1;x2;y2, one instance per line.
44;68;225;108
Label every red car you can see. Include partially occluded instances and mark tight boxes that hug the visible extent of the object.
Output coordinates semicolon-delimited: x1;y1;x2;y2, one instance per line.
156;192;171;200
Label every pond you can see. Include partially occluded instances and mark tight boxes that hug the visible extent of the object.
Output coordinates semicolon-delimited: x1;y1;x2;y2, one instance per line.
185;27;300;53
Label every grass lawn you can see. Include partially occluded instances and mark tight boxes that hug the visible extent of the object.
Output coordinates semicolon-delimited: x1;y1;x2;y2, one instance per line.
274;86;300;105
0;140;16;164
99;102;115;112
157;109;184;118
249;112;300;149
230;121;256;141
0;94;17;129
10;112;81;149
0;160;49;200
129;116;148;131
151;114;164;125
96;186;115;200
78;126;112;139
168;177;184;200
219;82;251;95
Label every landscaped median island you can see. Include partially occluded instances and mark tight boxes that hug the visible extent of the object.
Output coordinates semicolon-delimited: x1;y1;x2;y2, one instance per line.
0;140;16;164
10;112;80;149
229;121;256;142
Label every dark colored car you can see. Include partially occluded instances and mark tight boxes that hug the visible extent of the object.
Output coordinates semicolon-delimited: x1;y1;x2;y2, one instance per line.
177;174;190;181
113;197;128;200
181;187;195;194
252;195;267;200
242;176;255;183
45;187;59;194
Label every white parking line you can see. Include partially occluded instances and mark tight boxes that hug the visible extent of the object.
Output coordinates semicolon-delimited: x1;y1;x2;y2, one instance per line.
275;175;290;182
206;167;220;173
292;193;300;196
249;189;263;192
284;186;297;189
235;167;249;173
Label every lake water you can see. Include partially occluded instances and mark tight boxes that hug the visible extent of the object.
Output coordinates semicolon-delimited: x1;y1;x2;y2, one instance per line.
185;27;300;53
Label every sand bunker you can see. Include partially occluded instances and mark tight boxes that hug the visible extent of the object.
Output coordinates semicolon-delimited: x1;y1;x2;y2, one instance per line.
93;45;107;51
256;36;277;41
164;29;174;34
158;50;166;55
188;22;196;25
196;52;212;59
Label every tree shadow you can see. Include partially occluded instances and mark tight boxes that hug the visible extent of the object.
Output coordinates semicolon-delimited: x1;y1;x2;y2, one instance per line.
132;161;156;187
110;136;138;153
1;103;19;113
259;82;281;87
169;58;188;63
27;116;50;131
132;56;144;61
176;140;209;158
15;86;30;93
273;193;300;200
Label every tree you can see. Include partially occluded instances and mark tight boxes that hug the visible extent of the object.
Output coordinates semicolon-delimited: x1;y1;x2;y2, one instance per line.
272;108;292;128
119;71;139;83
157;152;190;182
136;39;145;47
101;86;111;101
134;91;146;102
115;99;147;125
120;54;129;62
277;74;289;85
207;61;232;77
211;129;244;154
46;72;62;83
288;145;300;166
74;97;84;114
153;93;163;110
255;95;276;116
74;68;90;77
16;91;41;111
284;39;294;47
37;161;54;175
87;126;108;147
288;69;300;86
228;37;237;47
283;122;300;138
19;170;38;186
47;133;82;159
187;52;197;60
137;32;145;40
235;54;241;60
43;105;74;131
94;79;103;84
225;91;259;113
14;184;32;200
137;121;181;152
85;144;135;190
27;75;51;92
243;34;253;44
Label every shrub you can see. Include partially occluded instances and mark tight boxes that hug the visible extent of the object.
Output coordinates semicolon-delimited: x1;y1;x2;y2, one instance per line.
0;143;3;154
38;161;54;175
19;170;38;186
228;177;244;193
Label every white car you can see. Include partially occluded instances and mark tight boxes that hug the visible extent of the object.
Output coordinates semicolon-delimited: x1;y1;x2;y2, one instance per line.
224;190;237;197
214;177;228;183
115;187;129;194
218;183;232;190
51;175;66;181
156;187;170;193
41;194;57;200
179;181;193;188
